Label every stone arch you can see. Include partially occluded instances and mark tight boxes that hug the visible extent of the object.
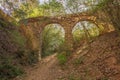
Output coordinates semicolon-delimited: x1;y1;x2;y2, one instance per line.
39;23;65;57
71;20;99;30
39;22;65;31
71;19;100;38
72;20;99;31
72;20;100;47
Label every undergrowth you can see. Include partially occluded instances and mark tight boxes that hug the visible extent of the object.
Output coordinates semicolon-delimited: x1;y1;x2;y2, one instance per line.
0;15;39;80
0;55;24;80
16;49;39;65
0;64;23;80
57;52;67;65
73;56;84;65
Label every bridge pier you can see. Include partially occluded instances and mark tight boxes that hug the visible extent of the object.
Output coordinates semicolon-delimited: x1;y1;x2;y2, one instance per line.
20;24;42;61
64;24;74;52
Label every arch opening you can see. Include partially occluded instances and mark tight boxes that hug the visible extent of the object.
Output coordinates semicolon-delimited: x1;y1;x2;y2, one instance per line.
41;24;65;57
72;21;100;48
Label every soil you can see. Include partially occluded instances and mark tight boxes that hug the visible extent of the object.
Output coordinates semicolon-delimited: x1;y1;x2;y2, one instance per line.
19;31;120;80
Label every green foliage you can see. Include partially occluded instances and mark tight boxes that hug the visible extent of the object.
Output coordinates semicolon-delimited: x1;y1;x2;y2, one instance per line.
72;21;99;47
40;0;64;16
73;29;85;43
10;30;26;48
27;50;39;65
13;3;43;20
0;19;9;28
0;17;25;80
16;50;38;65
66;0;81;13
57;52;67;65
90;0;110;13
66;0;99;13
42;24;64;57
97;0;110;8
0;55;24;80
12;0;42;20
12;0;64;20
0;64;24;80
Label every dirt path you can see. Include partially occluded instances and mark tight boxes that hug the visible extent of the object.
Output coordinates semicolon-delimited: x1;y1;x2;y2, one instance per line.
24;53;60;80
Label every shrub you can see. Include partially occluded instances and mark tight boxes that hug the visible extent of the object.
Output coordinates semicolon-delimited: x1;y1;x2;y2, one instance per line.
57;52;67;65
0;15;24;80
0;55;24;80
10;30;26;48
0;64;24;80
16;50;39;65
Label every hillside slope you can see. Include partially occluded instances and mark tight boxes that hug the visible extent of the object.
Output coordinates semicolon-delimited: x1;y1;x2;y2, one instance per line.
22;31;120;80
0;11;26;80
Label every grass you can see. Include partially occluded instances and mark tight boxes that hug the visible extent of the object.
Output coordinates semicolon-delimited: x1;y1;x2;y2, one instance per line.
57;52;67;65
68;75;76;80
73;56;84;66
68;74;82;80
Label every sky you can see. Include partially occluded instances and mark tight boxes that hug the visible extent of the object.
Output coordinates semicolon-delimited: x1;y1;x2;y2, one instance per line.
39;0;49;4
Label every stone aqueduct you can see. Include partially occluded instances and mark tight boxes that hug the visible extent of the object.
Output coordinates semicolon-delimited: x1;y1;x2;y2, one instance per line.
20;13;102;60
